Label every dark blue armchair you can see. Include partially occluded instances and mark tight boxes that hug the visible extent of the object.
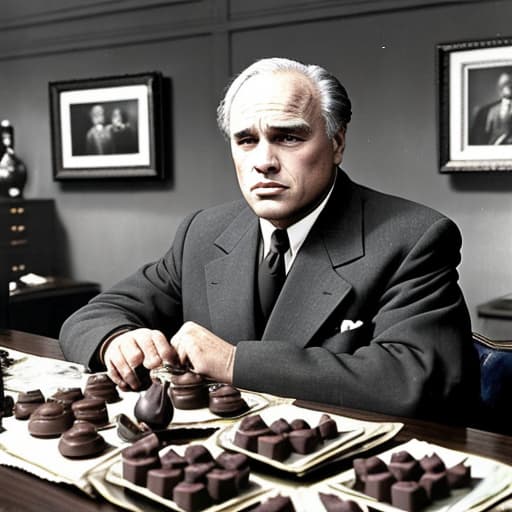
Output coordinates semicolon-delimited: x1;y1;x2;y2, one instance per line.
473;332;512;434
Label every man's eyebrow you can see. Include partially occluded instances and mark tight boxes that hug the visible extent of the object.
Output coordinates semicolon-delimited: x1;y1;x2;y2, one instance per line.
232;129;254;139
272;122;312;135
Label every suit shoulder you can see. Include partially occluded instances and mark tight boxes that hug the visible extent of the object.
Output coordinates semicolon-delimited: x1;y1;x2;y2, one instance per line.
193;199;248;223
357;183;450;225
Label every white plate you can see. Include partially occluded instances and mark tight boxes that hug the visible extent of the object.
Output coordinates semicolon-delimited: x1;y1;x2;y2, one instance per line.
105;456;270;512
217;404;400;474
328;439;512;512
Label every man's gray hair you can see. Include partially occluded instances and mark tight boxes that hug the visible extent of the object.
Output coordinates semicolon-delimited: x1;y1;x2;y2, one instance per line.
216;57;352;139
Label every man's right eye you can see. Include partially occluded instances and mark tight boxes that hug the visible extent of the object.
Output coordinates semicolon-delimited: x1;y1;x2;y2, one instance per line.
237;137;257;146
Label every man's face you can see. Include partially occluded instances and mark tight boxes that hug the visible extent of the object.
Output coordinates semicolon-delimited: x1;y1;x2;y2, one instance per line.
229;71;345;228
91;106;105;125
498;73;512;99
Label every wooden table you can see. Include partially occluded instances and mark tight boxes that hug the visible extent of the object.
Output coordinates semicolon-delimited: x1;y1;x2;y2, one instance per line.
1;329;511;511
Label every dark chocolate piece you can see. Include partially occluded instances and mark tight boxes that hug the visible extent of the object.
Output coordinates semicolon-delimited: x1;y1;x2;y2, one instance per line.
316;414;338;440
208;384;248;417
290;418;310;430
251;494;296;511
419;452;446;473
391;450;416;463
234;465;250;489
270;418;292;435
353;456;387;492
170;371;208;410
239;414;268;431
14;389;45;420
173;482;211;512
184;462;216;484
184;444;214;464
216;452;249;470
364;471;396;503
388;460;424;481
391;481;429;512
288;428;320;454
257;434;291;461
122;432;161;458
206;468;238;502
84;373;120;403
134;379;174;429
147;467;182;498
160;448;188;469
28;402;74;438
58;421;106;459
121;451;160;487
234;427;272;452
446;462;471;489
419;471;450;500
319;492;363;512
122;441;160;487
71;398;109;427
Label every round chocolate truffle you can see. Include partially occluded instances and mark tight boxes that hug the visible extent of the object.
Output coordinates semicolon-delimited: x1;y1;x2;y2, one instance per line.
170;371;208;410
71;398;109;427
49;387;84;409
28;402;74;438
208;384;248;417
58;421;107;459
14;389;45;420
84;373;120;403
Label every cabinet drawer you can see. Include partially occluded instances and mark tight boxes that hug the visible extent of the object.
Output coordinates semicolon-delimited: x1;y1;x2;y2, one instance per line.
1;199;55;250
7;248;54;280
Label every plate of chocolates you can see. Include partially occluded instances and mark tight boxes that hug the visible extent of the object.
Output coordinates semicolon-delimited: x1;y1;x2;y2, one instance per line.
328;439;512;512
156;371;270;425
217;404;371;474
105;434;270;512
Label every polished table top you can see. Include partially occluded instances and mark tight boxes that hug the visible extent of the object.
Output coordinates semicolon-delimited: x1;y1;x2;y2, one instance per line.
1;328;511;512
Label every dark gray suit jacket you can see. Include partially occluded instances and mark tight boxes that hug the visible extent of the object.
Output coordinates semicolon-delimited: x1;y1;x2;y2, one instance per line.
60;170;480;423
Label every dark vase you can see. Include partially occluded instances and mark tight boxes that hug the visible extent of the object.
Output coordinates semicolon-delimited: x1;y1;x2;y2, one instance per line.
0;120;27;198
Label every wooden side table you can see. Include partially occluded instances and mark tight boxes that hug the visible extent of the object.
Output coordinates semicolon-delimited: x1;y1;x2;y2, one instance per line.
9;277;100;339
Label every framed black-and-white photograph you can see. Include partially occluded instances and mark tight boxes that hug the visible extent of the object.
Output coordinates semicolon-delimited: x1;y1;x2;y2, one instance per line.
49;72;166;180
438;37;512;172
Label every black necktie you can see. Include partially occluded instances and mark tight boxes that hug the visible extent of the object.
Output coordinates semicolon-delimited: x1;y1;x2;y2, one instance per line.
257;229;290;327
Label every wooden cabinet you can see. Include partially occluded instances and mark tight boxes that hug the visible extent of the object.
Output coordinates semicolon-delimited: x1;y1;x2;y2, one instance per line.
0;199;55;281
1;198;101;337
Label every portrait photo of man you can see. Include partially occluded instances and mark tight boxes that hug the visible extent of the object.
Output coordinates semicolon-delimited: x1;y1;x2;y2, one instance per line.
468;66;512;145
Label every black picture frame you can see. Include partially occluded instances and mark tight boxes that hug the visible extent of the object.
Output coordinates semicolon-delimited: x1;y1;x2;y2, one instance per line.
438;37;512;173
49;72;166;180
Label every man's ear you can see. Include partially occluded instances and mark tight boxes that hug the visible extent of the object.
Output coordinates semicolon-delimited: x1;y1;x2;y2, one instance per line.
332;128;346;165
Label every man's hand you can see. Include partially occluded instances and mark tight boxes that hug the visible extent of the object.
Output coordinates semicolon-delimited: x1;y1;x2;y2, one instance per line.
104;328;178;391
170;321;235;384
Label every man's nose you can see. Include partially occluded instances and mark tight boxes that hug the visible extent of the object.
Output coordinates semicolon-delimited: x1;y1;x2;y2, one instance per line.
252;141;279;174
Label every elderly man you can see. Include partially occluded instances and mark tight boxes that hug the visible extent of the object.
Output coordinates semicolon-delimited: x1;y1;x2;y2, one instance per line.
60;58;479;424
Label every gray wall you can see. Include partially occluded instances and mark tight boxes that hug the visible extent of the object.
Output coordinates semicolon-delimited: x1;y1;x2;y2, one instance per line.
1;0;511;330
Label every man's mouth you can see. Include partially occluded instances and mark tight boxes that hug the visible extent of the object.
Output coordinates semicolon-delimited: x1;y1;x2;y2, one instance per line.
251;181;287;195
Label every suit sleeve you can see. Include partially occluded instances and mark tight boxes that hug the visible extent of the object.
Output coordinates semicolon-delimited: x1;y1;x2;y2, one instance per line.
58;211;201;370
233;217;480;423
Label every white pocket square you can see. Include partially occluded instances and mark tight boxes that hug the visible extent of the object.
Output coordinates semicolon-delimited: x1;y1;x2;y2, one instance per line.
340;319;363;333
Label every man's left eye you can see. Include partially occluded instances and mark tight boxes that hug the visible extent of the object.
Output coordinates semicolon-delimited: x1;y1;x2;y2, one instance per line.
278;134;300;143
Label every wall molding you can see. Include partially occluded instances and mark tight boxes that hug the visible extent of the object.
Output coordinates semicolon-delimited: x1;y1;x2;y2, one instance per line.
1;0;199;30
0;0;485;61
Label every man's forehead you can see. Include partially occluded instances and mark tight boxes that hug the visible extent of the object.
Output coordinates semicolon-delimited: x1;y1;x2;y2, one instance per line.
229;71;319;134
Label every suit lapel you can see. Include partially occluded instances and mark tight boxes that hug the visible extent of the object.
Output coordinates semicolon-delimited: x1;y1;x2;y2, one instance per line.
205;206;260;341
264;171;365;346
